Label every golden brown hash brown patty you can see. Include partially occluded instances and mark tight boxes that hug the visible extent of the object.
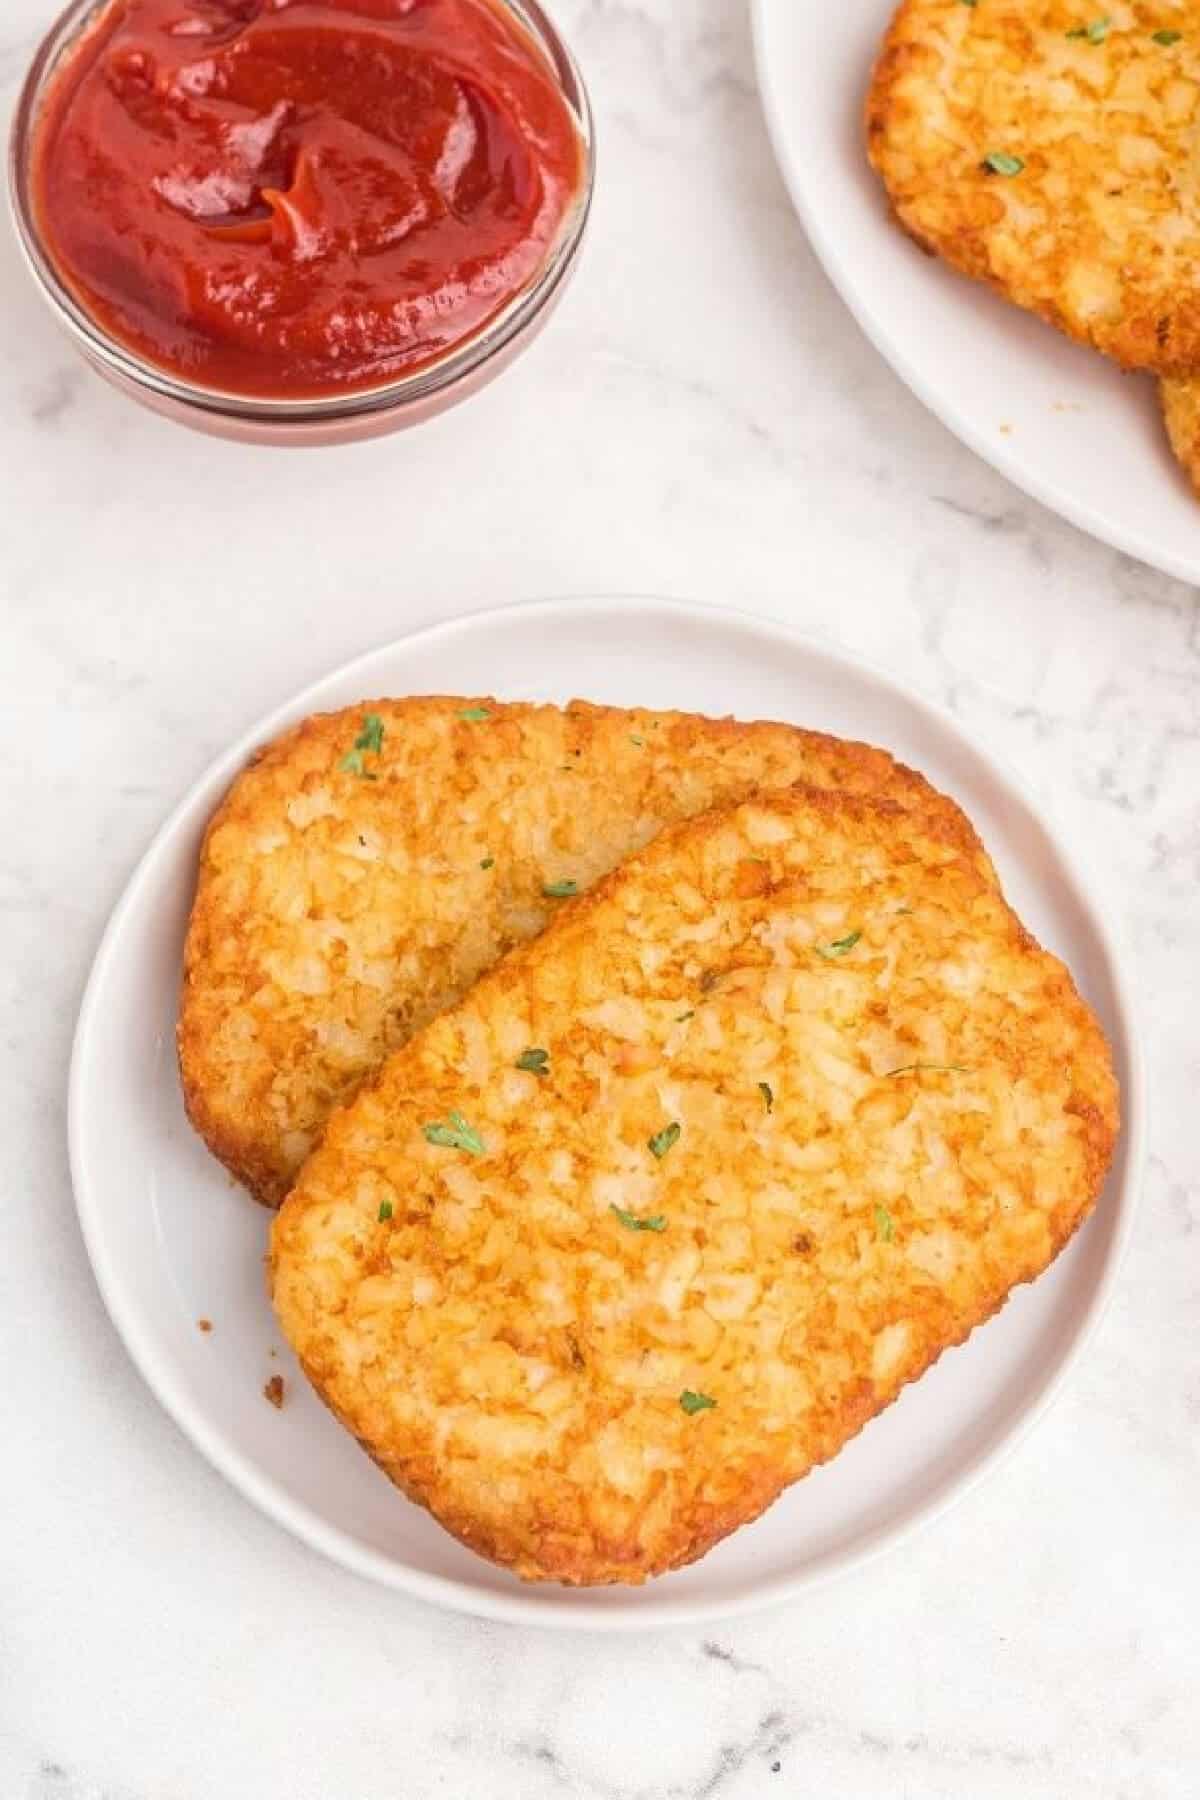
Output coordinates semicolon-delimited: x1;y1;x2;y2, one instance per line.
866;2;1200;373
271;785;1118;1586
179;697;993;1206
1159;374;1200;491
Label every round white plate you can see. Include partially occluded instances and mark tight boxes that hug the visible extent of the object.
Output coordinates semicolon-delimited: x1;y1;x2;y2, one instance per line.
70;598;1141;1630
753;0;1200;584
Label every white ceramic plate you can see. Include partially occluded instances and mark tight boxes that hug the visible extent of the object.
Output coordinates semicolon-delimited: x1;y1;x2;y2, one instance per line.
69;598;1142;1630
753;0;1200;584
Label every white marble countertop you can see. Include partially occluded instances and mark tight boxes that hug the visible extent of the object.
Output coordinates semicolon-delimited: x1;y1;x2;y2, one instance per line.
1;2;1196;1795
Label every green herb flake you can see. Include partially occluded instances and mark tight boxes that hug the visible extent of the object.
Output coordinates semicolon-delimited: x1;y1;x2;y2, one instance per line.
516;1047;550;1076
680;1389;717;1415
874;1204;895;1243
377;1199;394;1222
542;879;578;898
886;1061;969;1077
629;735;645;747
676;1010;695;1023
815;929;862;961
960;0;977;7
458;706;491;721
758;1081;774;1113
982;150;1025;176
422;1110;486;1156
480;856;495;870
610;1204;668;1233
1066;15;1109;39
648;1122;681;1160
1153;27;1182;42
339;712;385;778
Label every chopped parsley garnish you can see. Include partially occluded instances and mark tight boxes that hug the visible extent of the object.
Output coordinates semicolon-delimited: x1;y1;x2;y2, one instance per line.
982;151;1025;175
886;1062;969;1076
815;930;862;960
680;1389;716;1415
960;0;977;7
516;1047;550;1076
1153;27;1182;42
629;735;645;747
758;1081;774;1113
422;1110;486;1155
543;879;578;898
648;1122;681;1160
874;1204;895;1242
339;712;385;778
358;714;384;753
458;706;490;721
377;1199;394;1222
676;1010;695;1023
480;856;495;870
1066;16;1109;39
610;1205;667;1233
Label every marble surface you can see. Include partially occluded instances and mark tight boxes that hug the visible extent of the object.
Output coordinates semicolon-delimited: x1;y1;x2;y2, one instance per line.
1;2;1196;1795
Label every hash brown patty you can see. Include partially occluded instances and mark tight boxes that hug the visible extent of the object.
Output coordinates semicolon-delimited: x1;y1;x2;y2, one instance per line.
179;698;992;1206
270;785;1118;1586
867;2;1200;373
1160;374;1200;491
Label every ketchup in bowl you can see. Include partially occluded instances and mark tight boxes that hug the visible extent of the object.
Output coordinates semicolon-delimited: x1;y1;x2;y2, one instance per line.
29;0;586;401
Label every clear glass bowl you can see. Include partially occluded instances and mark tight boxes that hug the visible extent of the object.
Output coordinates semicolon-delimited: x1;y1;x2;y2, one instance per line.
8;0;594;445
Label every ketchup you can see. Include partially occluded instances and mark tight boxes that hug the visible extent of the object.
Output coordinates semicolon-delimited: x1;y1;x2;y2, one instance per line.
32;0;584;398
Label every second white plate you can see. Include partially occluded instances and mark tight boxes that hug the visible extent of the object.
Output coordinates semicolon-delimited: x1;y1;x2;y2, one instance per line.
69;598;1141;1629
753;0;1200;583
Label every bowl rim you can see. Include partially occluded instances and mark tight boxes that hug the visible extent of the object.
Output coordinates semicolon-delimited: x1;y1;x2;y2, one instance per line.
67;594;1146;1633
7;0;595;423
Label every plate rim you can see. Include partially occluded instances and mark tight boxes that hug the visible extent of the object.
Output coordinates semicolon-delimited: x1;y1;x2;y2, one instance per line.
68;594;1145;1631
750;0;1200;588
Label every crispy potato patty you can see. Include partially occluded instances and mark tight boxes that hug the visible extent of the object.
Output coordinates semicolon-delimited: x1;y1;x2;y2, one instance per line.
867;2;1200;373
270;786;1117;1586
1160;374;1200;491
179;698;990;1205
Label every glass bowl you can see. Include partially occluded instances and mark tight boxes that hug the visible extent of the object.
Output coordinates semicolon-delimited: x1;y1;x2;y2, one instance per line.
7;0;594;445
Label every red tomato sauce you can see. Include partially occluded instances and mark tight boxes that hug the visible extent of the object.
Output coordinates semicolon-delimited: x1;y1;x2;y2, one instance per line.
32;0;584;398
